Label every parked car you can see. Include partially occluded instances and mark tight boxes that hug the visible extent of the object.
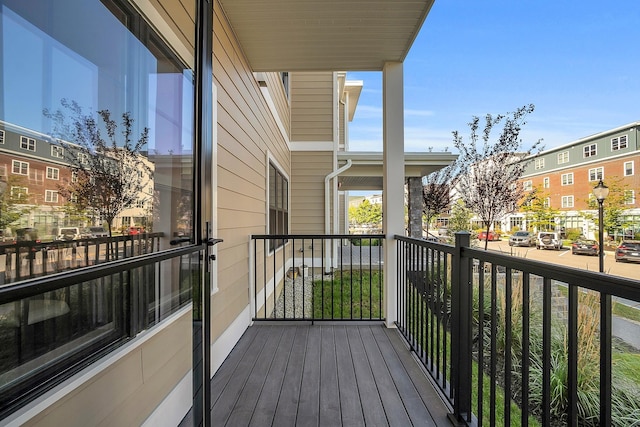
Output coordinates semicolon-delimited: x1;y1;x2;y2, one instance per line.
571;239;598;256
536;232;562;250
52;227;81;241
509;231;535;247
123;226;145;236
15;227;41;243
615;240;640;263
82;226;109;238
478;230;501;241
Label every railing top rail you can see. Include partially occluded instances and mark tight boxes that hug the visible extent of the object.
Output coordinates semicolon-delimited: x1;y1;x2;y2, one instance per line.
394;234;456;254
0;244;204;304
251;234;385;239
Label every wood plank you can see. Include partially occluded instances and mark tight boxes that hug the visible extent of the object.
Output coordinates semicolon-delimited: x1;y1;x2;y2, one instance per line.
359;326;412;427
346;326;389;427
382;327;453;425
296;326;322;426
335;326;365;427
272;326;309;425
371;326;436;426
319;326;341;426
249;327;297;426
225;327;285;425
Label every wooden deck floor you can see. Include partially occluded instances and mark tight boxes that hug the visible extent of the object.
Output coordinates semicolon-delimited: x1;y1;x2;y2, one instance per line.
183;323;452;427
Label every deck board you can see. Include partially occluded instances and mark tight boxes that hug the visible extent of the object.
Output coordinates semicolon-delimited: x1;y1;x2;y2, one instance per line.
201;324;452;426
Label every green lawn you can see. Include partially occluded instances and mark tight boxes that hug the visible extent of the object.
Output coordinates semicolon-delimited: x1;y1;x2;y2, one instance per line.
312;270;382;319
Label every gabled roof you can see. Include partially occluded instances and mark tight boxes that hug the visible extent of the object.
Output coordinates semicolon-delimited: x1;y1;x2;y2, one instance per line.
218;0;435;72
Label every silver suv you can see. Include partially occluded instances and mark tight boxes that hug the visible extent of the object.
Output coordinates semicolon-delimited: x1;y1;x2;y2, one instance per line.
536;232;562;250
509;231;535;247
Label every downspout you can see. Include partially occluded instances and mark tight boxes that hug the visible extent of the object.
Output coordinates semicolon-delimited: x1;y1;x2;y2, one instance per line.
325;159;352;235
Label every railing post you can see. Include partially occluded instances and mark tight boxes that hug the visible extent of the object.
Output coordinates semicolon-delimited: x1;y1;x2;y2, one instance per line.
448;231;472;425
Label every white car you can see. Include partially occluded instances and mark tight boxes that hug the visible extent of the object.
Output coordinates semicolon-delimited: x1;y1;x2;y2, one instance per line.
536;232;562;250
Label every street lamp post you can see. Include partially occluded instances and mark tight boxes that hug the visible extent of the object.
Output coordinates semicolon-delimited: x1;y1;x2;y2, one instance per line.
593;179;609;273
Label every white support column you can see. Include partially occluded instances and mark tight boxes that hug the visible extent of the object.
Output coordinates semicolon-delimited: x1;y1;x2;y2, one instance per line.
382;62;404;328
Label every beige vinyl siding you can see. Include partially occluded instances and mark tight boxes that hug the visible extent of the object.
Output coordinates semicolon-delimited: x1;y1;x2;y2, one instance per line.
214;0;290;333
290;72;334;141
146;0;195;59
291;151;333;234
21;311;191;427
261;72;291;140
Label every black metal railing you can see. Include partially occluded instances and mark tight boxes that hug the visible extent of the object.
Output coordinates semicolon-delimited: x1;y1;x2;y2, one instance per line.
0;233;165;285
251;234;384;321
396;233;640;427
0;244;202;419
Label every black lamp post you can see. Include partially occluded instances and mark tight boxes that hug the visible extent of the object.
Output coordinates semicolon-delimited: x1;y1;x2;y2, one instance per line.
593;179;609;272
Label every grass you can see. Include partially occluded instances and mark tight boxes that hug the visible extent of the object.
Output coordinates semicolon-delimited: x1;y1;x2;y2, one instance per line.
555;283;640;323
312;270;382;319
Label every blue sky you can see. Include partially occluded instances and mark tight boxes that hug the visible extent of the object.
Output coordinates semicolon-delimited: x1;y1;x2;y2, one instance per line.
346;0;640;154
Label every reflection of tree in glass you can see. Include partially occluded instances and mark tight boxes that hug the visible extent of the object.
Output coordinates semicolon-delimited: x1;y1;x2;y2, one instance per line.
44;99;152;237
0;175;34;234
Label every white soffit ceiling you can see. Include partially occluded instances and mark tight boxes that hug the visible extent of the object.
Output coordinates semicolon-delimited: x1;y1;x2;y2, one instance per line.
218;0;435;72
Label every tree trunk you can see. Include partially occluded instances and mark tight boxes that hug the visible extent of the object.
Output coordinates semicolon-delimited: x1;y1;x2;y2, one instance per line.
407;177;423;238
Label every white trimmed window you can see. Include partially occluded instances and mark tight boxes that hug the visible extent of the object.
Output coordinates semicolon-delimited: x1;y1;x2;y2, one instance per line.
534;158;545;170
51;145;64;158
561;195;574;208
557;151;569;164
583;143;597;158
20;136;36;151
10;186;28;200
523;180;533;191
12;160;28;175
71;171;78;183
268;161;289;249
45;190;59;203
611;135;628;151
77;152;89;164
544;198;550;208
543;177;550;188
624;161;634;176
561;173;574;186
46;167;60;180
588;167;603;182
0;130;5;144
625;190;636;205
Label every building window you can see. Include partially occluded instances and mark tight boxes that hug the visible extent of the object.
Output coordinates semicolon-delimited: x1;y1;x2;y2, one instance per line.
523;180;532;191
0;130;4;144
588;167;603;182
557;151;569;164
543;177;550;188
611;135;628;151
46;167;60;180
269;162;289;249
534;158;545;170
77;152;89;165
51;145;64;158
544;198;550;208
625;190;636;205
624;161;634;176
20;136;36;151
583;144;597;158
45;190;59;203
561;195;574;208
11;160;29;175
561;173;574;186
11;186;28;201
71;171;78;183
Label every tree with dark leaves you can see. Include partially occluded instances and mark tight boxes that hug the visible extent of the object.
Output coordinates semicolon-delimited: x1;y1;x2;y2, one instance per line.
422;165;456;239
453;104;542;250
44;99;152;238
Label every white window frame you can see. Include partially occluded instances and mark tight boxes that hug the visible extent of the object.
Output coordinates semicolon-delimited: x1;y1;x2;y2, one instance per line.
71;171;78;183
557;151;569;164
77;152;89;164
583;143;597;158
10;186;28;200
0;130;5;144
543;177;550;188
561;195;574;208
588;167;603;182
12;160;29;175
543;198;550;208
45;190;59;203
611;135;628;151
51;145;64;158
46;166;60;180
624;161;634;176
20;136;36;151
534;158;545;170
523;180;533;191
625;190;636;205
561;173;574;186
